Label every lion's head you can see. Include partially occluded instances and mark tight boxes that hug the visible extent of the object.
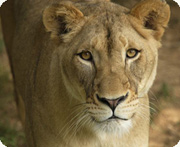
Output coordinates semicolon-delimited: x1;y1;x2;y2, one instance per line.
41;0;170;143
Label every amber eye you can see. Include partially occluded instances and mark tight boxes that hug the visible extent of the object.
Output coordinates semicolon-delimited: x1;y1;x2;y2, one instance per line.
126;48;140;58
78;50;93;61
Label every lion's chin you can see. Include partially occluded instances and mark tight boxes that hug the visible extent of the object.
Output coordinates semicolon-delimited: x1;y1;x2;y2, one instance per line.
90;118;133;138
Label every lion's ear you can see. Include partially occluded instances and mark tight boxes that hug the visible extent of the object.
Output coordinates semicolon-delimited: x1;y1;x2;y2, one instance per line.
130;0;170;40
43;2;84;42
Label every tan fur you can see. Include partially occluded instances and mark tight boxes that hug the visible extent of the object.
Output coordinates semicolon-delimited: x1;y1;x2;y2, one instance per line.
1;0;170;146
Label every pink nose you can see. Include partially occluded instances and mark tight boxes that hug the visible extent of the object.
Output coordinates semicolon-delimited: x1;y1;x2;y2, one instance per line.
96;92;129;111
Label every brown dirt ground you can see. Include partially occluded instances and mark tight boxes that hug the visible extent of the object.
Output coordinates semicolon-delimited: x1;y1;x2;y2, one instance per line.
148;1;180;146
0;0;180;147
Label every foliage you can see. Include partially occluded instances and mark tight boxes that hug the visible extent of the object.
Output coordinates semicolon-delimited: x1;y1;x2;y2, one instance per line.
0;123;25;147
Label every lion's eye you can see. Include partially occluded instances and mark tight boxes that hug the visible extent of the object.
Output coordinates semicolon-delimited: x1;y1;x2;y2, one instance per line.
126;48;140;58
78;51;92;61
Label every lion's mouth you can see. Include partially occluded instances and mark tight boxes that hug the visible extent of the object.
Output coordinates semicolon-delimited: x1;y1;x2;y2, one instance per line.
92;115;130;124
108;115;129;121
93;113;136;123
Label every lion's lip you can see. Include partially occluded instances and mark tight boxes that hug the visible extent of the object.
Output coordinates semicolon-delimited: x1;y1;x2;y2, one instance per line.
108;115;129;121
91;113;135;123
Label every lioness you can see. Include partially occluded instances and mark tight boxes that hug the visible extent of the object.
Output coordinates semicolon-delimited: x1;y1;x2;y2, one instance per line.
0;0;170;146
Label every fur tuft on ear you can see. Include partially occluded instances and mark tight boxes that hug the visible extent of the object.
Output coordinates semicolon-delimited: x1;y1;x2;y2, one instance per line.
43;2;84;42
130;0;170;40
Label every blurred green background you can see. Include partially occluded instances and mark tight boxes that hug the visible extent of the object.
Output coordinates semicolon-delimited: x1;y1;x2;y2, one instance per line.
0;21;25;147
0;0;180;146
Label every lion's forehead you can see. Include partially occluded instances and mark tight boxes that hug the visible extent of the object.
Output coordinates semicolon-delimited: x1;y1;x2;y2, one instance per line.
76;1;129;17
78;15;146;53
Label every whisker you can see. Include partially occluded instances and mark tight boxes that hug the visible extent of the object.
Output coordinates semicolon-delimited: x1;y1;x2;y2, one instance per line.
71;102;87;110
70;112;89;140
56;105;87;140
137;96;145;99
62;110;86;140
77;115;90;134
149;101;158;108
139;103;157;113
138;105;156;118
56;106;84;134
149;90;160;103
136;111;150;121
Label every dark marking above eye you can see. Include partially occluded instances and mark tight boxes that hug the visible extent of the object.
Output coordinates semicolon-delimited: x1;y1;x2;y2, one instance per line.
106;26;112;55
107;27;111;39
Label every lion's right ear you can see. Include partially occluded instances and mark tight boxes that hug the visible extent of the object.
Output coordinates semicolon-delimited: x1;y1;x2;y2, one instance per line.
43;2;84;42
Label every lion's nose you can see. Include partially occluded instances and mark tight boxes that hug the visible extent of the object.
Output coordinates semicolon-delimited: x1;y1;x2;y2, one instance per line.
96;92;129;111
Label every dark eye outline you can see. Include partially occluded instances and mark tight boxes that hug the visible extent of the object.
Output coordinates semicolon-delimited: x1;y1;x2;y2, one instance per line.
77;50;93;61
126;48;141;59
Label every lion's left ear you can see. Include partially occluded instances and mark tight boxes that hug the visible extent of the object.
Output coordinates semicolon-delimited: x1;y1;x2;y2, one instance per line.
43;2;84;42
130;0;170;41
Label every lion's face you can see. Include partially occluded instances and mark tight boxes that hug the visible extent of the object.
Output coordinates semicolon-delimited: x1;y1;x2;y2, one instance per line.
60;13;157;134
43;0;170;136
